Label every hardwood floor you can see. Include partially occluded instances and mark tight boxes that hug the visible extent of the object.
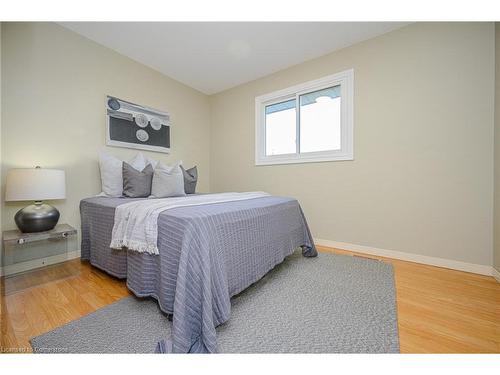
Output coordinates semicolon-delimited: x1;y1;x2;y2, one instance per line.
1;246;499;353
1;259;131;353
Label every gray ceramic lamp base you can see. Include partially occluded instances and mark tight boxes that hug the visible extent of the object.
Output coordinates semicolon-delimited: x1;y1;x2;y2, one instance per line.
14;202;60;233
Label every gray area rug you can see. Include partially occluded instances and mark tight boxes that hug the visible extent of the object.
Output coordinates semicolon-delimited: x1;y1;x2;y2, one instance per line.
31;252;399;353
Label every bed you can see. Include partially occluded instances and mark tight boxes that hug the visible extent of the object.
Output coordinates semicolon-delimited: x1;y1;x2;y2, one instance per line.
80;194;317;353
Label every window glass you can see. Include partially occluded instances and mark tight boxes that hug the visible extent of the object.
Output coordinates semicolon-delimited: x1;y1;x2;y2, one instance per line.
265;99;296;156
299;86;341;153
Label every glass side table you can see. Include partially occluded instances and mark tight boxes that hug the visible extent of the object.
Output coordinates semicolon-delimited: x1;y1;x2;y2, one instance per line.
2;224;77;278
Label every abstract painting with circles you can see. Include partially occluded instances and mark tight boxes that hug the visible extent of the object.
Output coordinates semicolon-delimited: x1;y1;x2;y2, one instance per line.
105;95;171;153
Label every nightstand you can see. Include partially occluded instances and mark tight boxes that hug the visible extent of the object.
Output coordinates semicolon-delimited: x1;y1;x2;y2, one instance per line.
2;224;77;277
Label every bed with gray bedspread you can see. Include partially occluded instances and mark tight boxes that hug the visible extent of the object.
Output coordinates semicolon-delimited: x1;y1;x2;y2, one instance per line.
80;195;317;353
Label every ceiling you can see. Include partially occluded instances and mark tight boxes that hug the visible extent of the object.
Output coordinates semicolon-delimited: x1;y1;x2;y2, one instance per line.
60;22;408;94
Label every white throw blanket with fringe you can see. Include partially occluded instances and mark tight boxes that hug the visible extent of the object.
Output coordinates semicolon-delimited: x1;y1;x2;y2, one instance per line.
110;192;270;255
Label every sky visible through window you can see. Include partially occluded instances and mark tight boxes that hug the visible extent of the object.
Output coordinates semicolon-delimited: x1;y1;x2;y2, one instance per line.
265;95;341;156
265;102;296;155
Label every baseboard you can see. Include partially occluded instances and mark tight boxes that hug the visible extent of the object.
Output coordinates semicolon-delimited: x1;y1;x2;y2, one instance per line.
314;238;494;277
492;267;500;283
0;250;81;277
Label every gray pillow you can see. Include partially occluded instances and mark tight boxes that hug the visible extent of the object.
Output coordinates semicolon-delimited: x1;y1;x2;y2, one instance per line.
122;162;153;198
180;165;198;194
150;163;186;198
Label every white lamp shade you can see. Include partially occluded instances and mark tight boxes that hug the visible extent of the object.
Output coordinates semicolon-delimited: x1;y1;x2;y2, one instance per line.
5;168;66;202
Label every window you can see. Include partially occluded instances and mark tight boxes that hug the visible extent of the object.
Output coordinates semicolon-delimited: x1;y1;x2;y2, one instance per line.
255;69;353;165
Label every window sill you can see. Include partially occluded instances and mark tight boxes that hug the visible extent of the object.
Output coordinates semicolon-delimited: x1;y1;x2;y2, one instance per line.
255;153;354;166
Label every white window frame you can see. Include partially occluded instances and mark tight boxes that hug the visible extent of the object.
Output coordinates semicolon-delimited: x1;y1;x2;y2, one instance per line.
255;69;354;166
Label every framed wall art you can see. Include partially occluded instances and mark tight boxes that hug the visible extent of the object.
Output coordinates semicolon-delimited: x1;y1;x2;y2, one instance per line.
106;95;171;153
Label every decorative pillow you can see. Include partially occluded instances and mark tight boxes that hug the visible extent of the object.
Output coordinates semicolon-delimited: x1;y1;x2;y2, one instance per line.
99;152;123;197
150;162;186;198
122;162;154;198
146;156;159;169
180;165;198;194
99;152;150;197
129;152;148;171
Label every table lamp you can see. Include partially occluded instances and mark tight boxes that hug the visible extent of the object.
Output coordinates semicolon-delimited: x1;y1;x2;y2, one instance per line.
5;166;66;233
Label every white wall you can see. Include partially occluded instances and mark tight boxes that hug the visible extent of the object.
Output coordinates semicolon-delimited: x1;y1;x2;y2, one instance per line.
0;23;211;259
0;22;2;270
210;23;495;267
494;23;500;275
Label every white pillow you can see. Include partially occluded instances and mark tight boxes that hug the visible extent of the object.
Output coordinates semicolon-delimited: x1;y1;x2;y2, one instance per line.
99;152;148;197
146;156;159;169
150;162;186;198
129;152;148;171
99;152;123;197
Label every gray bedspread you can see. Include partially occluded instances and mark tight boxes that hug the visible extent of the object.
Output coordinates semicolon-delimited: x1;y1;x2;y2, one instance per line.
80;195;317;353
